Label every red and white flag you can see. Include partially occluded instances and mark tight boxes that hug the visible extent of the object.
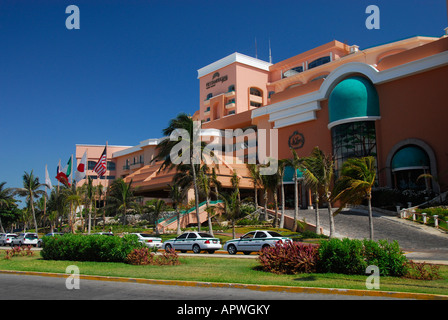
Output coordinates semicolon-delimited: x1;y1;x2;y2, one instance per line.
75;151;87;182
93;146;107;177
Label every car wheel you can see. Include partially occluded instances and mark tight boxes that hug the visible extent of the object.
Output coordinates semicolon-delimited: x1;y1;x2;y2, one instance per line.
192;244;201;254
165;244;172;252
227;244;237;255
261;244;270;251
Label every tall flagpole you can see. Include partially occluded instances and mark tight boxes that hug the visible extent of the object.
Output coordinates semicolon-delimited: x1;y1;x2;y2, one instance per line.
44;164;48;231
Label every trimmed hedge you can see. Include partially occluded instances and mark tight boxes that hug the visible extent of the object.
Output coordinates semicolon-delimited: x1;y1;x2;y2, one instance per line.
41;234;144;262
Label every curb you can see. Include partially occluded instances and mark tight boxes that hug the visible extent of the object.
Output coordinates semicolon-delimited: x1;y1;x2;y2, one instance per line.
1;269;447;300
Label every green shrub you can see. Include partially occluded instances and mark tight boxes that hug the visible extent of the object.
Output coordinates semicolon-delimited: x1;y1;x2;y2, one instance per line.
317;238;366;275
317;238;408;276
41;234;144;262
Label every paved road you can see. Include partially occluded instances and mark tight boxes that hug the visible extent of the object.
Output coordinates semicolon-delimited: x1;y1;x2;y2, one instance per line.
287;208;448;252
0;273;407;300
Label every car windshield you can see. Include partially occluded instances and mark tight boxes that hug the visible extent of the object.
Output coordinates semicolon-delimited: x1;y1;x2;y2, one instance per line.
198;233;212;238
267;231;282;237
26;234;37;239
138;234;153;237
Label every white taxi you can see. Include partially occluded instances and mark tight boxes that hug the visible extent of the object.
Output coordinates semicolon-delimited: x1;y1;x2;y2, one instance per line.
224;230;292;255
163;231;221;254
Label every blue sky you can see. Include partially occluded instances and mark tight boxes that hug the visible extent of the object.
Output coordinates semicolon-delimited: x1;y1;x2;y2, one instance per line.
0;0;446;193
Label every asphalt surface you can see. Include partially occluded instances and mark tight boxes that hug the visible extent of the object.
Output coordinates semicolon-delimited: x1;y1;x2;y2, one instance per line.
0;273;409;300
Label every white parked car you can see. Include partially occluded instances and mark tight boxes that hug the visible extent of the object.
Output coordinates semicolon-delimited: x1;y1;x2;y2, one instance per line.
163;232;222;254
224;230;292;255
0;233;18;246
131;233;163;249
11;233;39;247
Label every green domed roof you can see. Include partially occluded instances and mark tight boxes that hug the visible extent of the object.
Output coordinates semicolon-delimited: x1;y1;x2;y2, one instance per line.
328;76;380;127
391;146;430;171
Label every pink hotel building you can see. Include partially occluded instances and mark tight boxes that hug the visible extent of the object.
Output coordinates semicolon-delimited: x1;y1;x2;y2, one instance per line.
76;31;448;208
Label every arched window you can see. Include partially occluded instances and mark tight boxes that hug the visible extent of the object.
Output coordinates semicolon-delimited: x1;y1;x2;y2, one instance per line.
391;146;430;190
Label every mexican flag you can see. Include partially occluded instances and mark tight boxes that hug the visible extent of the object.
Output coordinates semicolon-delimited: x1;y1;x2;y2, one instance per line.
56;157;72;186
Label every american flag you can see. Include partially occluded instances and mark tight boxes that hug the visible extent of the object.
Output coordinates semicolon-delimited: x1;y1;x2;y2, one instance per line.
93;146;107;177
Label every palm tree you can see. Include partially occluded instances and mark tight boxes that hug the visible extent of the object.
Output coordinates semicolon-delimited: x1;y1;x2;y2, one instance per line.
64;184;83;233
219;190;242;239
333;156;377;240
278;160;287;229
246;163;261;210
108;178;136;225
47;186;67;232
154;113;206;231
15;171;48;234
169;182;186;235
0;182;17;233
302;147;323;235
197;167;214;236
84;176;95;234
302;147;336;238
285;149;303;232
149;199;166;235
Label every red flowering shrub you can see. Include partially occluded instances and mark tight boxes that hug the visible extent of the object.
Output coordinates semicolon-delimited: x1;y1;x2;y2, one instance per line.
258;242;319;274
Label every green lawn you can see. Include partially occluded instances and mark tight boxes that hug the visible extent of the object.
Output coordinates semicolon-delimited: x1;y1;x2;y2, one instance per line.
1;251;448;297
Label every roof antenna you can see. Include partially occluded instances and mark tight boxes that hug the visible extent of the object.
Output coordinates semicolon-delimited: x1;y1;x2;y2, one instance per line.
269;38;272;63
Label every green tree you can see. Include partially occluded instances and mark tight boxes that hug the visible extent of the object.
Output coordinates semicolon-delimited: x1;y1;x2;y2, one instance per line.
219;190;242;239
197;167;215;236
64;184;83;233
84;176;96;234
285;149;303;231
304;147;336;238
0;182;17;233
169;182;186;235
15;171;48;234
107;178;137;225
246;163;261;210
333;156;377;240
154;113;207;231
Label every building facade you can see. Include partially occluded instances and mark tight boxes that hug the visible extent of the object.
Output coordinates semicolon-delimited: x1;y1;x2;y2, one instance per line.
75;33;448;208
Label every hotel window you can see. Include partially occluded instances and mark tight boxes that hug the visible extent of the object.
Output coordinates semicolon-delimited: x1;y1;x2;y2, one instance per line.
331;121;378;178
228;110;235;115
268;91;275;98
283;66;303;78
228;85;235;92
308;56;331;70
249;88;262;97
88;161;96;170
250;101;262;107
107;161;116;171
206;93;213;100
